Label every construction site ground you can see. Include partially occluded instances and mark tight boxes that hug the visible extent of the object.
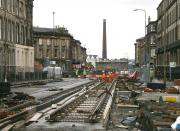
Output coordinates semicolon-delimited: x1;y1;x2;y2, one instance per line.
1;77;180;131
107;77;180;131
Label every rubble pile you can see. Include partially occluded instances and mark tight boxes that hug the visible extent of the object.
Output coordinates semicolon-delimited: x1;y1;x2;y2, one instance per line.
108;78;180;131
0;92;35;119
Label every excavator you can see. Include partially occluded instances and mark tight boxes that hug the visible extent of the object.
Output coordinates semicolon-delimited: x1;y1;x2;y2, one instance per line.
128;70;138;80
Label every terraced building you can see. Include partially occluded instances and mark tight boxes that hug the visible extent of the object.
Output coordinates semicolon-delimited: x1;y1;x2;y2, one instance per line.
0;0;34;82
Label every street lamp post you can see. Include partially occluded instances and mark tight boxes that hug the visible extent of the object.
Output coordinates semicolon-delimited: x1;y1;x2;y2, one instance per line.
134;9;146;35
134;9;150;82
134;9;147;63
53;11;55;29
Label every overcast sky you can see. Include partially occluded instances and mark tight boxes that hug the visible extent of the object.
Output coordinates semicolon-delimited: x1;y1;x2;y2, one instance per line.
33;0;162;59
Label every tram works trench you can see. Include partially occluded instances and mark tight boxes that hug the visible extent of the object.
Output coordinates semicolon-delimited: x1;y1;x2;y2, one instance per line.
1;77;180;131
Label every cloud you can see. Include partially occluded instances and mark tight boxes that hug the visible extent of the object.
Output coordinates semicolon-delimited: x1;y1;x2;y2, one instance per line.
33;0;161;59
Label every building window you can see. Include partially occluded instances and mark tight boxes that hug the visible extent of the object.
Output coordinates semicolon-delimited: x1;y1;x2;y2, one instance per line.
7;21;11;41
39;39;42;45
0;18;1;40
16;0;19;15
54;49;58;57
22;51;23;61
12;0;15;13
47;39;51;46
12;50;15;65
11;22;14;42
150;25;155;32
62;46;65;58
16;24;19;43
7;0;10;12
2;0;6;9
178;49;180;65
0;48;2;65
19;1;23;17
151;49;155;57
43;39;47;44
178;25;180;39
46;49;49;58
17;50;19;65
39;49;42;58
54;39;58;46
20;25;23;44
31;52;32;65
178;3;180;18
150;36;154;44
0;0;2;8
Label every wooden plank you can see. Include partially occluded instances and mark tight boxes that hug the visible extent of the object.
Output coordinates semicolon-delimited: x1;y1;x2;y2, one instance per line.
117;104;139;108
28;112;42;122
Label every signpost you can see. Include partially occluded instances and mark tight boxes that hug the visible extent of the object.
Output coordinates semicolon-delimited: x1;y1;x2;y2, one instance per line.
169;62;176;81
50;61;56;65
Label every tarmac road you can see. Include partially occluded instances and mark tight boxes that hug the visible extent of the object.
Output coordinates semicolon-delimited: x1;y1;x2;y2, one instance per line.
11;78;91;99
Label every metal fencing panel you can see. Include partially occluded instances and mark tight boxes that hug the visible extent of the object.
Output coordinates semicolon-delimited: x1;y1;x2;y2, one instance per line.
0;66;48;82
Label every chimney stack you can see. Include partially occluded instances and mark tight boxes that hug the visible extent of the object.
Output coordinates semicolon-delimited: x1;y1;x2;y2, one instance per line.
102;19;107;59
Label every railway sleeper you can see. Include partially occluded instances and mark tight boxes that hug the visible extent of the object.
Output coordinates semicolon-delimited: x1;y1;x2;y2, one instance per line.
76;108;94;113
79;103;96;106
59;119;86;123
83;101;97;104
68;113;90;116
76;105;95;108
65;115;89;119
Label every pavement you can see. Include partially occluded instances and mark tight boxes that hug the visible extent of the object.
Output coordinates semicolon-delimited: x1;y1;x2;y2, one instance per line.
138;73;174;87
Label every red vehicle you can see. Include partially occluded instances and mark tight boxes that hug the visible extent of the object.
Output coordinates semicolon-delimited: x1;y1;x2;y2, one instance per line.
128;70;138;80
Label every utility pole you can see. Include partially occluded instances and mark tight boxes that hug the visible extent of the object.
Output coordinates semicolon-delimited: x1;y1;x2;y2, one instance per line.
53;11;55;29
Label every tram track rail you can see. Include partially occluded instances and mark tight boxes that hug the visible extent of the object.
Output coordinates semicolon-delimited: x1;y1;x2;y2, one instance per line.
0;80;98;130
46;80;117;124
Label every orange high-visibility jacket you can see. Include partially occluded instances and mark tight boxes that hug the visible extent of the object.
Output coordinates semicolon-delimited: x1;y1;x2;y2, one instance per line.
101;73;106;81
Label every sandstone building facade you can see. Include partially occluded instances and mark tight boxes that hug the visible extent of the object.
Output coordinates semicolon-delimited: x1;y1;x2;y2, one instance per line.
0;0;34;81
156;0;180;78
33;27;86;72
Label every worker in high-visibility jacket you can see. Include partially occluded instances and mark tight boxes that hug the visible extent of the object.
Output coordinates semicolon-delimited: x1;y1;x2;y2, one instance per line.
150;68;155;82
101;71;106;81
109;72;113;83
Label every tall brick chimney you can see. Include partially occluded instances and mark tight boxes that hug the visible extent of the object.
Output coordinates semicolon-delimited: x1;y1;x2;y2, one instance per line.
102;19;107;59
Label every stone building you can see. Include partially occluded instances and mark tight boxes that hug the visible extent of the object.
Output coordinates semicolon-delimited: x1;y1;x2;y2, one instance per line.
146;17;157;66
33;27;86;72
86;55;100;68
0;0;34;81
156;0;180;79
134;37;145;66
95;59;128;72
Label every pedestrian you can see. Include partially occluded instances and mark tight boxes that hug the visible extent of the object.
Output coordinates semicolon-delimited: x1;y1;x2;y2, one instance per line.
75;69;79;78
83;68;87;78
